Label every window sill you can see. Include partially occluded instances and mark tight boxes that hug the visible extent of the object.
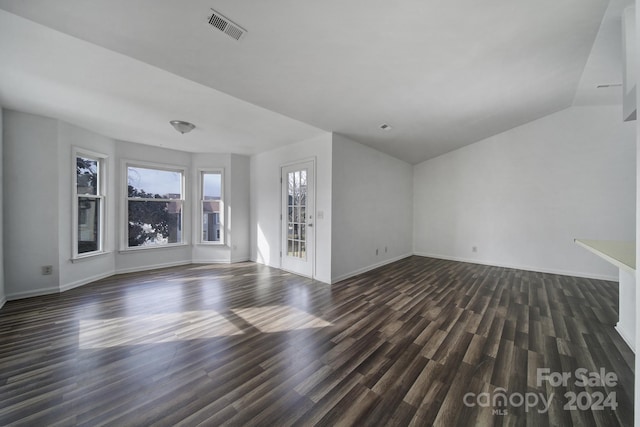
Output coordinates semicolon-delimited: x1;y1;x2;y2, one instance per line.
197;242;226;246
119;243;190;253
71;251;112;263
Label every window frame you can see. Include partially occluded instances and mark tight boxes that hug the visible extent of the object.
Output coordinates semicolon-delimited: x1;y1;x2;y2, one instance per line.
123;160;187;251
72;147;108;260
198;169;225;245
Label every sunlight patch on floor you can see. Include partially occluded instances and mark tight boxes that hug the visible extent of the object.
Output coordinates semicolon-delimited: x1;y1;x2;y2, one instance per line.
79;310;243;349
232;305;333;333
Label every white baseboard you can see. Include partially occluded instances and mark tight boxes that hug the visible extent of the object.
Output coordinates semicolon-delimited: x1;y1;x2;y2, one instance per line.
331;253;413;284
191;258;250;265
3;258;256;303
7;286;60;301
191;258;231;264
3;253;619;304
413;252;619;282
115;260;191;275
60;271;115;293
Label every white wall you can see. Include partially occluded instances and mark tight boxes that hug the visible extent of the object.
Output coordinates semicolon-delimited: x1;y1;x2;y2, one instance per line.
634;2;640;424
250;133;333;284
414;105;636;280
114;140;192;274
229;154;250;263
331;134;413;282
58;121;116;291
4;111;119;298
3;110;60;298
190;153;250;264
0;108;5;308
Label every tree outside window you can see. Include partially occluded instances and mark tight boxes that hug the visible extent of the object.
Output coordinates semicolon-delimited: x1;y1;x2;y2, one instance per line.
75;154;104;256
127;165;184;247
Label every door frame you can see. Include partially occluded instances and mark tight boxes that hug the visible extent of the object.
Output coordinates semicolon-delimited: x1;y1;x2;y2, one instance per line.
280;157;316;279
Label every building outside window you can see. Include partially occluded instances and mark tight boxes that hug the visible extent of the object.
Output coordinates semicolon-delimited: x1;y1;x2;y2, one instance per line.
201;170;223;244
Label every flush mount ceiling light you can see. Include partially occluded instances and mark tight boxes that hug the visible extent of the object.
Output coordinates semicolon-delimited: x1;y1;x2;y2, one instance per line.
170;120;196;134
380;123;393;131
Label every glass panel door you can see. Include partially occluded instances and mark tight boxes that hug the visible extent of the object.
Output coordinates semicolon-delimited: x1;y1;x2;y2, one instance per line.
281;160;314;278
287;168;307;259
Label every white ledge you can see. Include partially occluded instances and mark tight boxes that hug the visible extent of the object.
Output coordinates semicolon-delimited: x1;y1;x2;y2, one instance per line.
574;239;635;274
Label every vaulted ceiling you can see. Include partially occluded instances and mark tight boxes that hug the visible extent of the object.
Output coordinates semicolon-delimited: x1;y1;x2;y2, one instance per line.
0;0;630;164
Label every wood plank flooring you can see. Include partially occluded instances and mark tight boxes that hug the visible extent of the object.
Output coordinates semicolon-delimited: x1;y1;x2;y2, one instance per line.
0;256;633;426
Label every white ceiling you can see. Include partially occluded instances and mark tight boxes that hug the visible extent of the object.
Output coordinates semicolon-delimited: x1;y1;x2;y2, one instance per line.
0;0;630;164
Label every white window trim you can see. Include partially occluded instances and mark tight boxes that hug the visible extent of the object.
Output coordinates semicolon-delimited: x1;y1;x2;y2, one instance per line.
198;168;225;246
72;147;108;260
122;160;188;251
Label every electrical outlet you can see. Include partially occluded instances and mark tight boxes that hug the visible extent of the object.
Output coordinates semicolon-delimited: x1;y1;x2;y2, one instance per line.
42;265;53;275
472;246;478;253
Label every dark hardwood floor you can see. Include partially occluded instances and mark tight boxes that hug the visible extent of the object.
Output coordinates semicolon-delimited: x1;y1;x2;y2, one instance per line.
0;256;633;426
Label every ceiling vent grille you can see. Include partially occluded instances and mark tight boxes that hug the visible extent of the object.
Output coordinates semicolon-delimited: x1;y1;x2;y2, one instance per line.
207;9;246;41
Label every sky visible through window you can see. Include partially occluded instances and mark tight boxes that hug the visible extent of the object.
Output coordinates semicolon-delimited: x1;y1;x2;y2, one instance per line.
203;173;221;200
128;166;183;197
127;166;221;199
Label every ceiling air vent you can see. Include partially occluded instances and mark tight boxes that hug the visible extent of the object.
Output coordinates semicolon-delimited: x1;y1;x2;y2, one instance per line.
207;9;247;41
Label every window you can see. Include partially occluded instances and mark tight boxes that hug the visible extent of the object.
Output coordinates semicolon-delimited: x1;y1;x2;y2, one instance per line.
201;170;223;244
74;150;106;258
127;164;184;248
